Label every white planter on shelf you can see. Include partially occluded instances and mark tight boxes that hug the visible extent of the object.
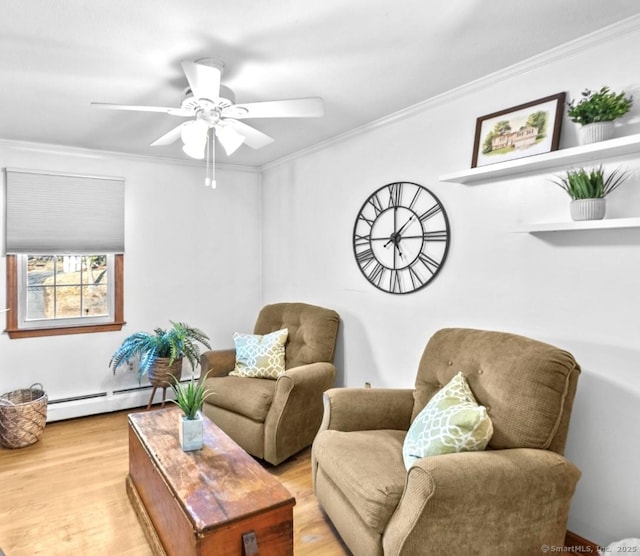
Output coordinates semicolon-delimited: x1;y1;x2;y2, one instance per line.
570;198;606;221
179;411;204;451
578;121;614;145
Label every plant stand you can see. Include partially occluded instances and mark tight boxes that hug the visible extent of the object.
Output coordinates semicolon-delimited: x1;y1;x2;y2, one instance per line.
146;385;170;411
146;357;183;410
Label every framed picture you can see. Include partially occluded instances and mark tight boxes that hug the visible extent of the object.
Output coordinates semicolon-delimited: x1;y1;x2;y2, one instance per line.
471;92;565;168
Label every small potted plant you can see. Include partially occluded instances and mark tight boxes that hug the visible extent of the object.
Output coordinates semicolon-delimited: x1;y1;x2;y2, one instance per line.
109;321;211;388
553;165;629;221
170;373;212;451
568;86;633;144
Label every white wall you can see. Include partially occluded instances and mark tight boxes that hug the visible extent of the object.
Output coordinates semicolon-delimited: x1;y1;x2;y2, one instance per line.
0;141;262;418
260;24;640;546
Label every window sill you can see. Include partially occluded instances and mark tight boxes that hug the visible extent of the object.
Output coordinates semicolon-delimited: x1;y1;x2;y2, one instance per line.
5;321;126;339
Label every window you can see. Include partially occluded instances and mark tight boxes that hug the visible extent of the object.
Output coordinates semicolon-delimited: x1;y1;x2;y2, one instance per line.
6;254;124;338
4;169;125;339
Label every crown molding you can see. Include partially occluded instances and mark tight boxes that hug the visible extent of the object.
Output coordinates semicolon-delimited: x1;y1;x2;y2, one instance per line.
0;138;258;173
3;14;639;177
261;13;640;172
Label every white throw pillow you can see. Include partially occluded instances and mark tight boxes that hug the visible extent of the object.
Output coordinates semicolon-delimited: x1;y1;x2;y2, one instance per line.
402;371;493;470
229;328;288;379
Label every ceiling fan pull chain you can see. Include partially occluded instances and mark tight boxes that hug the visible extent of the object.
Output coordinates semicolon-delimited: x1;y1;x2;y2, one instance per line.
204;128;211;187
205;128;216;189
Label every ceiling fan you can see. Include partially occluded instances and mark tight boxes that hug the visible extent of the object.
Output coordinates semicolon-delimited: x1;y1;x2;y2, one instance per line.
92;58;324;188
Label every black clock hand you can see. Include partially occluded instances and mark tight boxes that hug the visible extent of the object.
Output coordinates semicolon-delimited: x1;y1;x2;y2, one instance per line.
385;215;415;247
383;214;414;250
383;207;400;248
383;234;396;248
394;240;403;259
395;215;414;236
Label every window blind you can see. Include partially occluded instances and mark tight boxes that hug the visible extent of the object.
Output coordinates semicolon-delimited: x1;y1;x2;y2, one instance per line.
5;169;125;254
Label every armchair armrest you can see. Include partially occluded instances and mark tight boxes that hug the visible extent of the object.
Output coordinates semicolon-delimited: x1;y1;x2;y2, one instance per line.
280;361;337;388
263;362;337;465
383;448;581;554
200;349;236;378
319;387;415;433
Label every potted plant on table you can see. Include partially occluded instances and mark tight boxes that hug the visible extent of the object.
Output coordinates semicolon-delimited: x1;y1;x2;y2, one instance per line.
109;322;211;406
170;372;212;451
553;165;629;221
568;86;633;144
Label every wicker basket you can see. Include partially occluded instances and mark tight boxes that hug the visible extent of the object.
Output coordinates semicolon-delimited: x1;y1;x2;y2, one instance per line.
148;357;183;388
0;383;48;449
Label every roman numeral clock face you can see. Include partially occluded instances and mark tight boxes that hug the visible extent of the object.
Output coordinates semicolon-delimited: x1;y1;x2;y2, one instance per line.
353;182;450;294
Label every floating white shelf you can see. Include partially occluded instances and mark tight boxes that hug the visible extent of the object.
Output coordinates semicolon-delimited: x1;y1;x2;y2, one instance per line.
439;133;640;184
512;217;640;233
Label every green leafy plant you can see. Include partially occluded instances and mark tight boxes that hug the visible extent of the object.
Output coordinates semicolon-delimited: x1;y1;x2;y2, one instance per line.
553;165;629;200
170;372;212;420
109;321;211;377
567;87;633;125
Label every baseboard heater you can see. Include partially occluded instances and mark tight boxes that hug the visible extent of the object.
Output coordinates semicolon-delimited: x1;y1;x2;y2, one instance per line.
47;383;157;405
48;392;109;405
113;385;153;395
46;386;156;422
45;379;193;421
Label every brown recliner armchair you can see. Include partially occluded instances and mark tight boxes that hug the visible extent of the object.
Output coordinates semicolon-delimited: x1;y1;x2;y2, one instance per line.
200;302;340;465
312;328;581;555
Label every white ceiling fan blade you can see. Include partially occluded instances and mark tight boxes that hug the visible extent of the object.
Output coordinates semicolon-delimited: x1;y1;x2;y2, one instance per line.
150;123;188;146
215;124;246;156
227;120;274;149
91;102;191;116
228;97;324;119
181;60;221;101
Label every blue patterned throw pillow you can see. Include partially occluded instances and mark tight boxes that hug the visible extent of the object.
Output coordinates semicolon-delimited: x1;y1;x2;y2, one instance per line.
229;328;288;379
402;371;493;470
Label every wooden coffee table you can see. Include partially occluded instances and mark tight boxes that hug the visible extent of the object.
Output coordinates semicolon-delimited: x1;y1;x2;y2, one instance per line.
127;407;295;556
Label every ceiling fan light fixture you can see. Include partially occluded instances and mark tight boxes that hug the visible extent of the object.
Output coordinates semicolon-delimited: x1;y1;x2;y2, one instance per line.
181;120;208;159
181;119;208;144
182;142;206;160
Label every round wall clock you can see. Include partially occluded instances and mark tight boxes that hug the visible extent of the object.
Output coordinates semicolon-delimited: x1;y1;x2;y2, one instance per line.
352;182;450;294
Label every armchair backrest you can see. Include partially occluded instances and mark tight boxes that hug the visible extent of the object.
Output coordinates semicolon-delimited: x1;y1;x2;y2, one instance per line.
413;328;580;455
254;303;340;369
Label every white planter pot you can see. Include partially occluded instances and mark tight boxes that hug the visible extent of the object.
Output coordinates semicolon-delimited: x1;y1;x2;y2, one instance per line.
570;198;606;221
179;412;204;451
578;121;614;145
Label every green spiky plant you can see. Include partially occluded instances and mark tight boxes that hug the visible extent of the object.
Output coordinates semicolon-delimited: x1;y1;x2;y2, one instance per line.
567;87;633;125
553;165;629;200
170;372;212;420
109;321;211;378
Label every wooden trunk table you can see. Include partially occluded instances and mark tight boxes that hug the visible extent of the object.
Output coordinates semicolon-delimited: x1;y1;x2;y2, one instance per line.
127;408;295;556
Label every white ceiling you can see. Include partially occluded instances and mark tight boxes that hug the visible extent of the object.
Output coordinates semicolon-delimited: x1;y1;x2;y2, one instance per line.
2;0;640;167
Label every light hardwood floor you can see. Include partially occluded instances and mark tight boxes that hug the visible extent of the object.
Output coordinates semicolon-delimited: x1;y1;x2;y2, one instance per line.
0;408;349;555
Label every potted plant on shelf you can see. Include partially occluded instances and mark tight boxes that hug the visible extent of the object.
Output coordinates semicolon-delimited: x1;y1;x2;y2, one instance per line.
567;86;633;145
109;321;211;390
553;165;629;221
170;373;212;451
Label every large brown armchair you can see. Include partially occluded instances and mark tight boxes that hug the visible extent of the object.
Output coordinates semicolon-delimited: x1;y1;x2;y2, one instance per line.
200;302;340;465
312;328;581;555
